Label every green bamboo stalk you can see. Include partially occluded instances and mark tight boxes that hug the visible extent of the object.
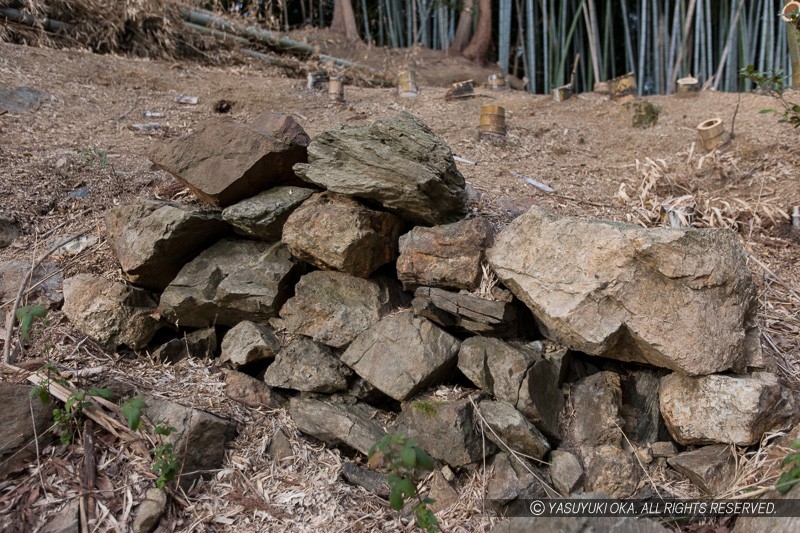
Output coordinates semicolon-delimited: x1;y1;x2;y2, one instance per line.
526;0;536;92
361;0;372;43
542;0;550;91
620;0;636;75
499;0;512;72
638;0;647;95
583;0;601;83
713;0;743;91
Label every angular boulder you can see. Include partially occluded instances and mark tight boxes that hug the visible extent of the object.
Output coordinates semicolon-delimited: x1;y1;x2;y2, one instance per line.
0;383;53;480
583;444;640;498
159;238;303;328
394;396;489;467
0;259;62;308
397;217;495;290
263;337;353;393
223;369;287;409
150;113;309;207
282;192;405;278
667;444;736;495
477;400;551;460
280;271;407;348
563;372;625;454
220;321;281;368
341;310;460;401
458;337;563;439
549;450;584;496
288;397;385;456
659;372;795;446
412;286;523;338
105;199;230;291
487;206;761;375
222;186;315;241
62;274;161;350
293;112;467;225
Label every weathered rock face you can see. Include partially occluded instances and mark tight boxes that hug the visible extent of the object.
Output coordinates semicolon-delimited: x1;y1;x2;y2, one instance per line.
583;445;640;497
562;372;624;454
220;321;281;368
143;397;237;489
0;383;53;480
288;397;385;456
153;327;218;362
458;337;563;439
223;369;287;409
549;450;584;495
280;271;407;348
150;113;309;207
263;337;353;393
105;200;230;291
477;400;551;460
341;310;460;401
222;186;315;241
412;286;522;338
620;369;669;445
282;192;405;278
62;274;162;350
487;206;761;376
397;217;495;291
0;259;62;307
659;372;795;446
394;396;489;467
293;112;467;225
159;238;303;328
667;445;735;495
485;453;548;507
132;488;167;533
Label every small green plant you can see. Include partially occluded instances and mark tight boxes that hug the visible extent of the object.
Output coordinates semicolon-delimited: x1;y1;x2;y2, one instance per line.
51;387;113;445
121;395;148;430
78;146;108;168
369;434;438;532
15;305;48;342
151;422;179;489
776;439;800;494
740;65;800;128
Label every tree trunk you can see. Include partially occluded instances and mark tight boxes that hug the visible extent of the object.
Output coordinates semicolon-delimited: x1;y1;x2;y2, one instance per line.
462;0;491;64
331;0;361;42
449;0;475;53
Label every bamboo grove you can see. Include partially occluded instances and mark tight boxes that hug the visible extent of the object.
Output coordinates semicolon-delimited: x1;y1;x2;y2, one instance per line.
216;0;797;95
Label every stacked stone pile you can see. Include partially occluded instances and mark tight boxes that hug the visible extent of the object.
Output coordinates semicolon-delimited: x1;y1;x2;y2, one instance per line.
13;109;794;518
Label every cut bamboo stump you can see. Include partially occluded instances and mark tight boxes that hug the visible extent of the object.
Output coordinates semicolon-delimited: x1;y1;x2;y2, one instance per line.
609;72;637;102
676;76;700;97
328;79;344;102
782;2;800;89
552;84;572;102
398;71;419;97
697;118;730;151
479;105;506;138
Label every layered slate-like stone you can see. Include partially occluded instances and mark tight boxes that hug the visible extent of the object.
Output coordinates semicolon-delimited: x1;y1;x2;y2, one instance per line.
412;286;521;337
477;400;551;460
62;274;161;350
220;321;281;368
222;186;315;241
394;396;489;467
105;199;230;290
667;444;736;495
159;238;303;328
150;112;309;207
341;310;460;401
458;337;563;439
659;372;794;446
280;271;407;348
293;112;468;225
282;192;405;278
264;337;353;393
288;397;385;456
487;206;761;375
397;217;495;290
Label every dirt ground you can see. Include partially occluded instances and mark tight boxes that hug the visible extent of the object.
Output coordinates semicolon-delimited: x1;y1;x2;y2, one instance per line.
2;33;800;532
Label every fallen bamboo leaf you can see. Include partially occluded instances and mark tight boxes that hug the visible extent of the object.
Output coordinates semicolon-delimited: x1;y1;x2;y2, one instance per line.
513;172;556;193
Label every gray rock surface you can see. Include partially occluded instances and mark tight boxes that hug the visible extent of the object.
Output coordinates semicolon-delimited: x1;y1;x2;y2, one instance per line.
288;397;385;456
264;337;353;393
282;191;405;277
620;369;669;444
394;396;489;467
583;444;640;498
0;259;62;308
396;217;495;290
563;372;625;454
280;271;407;348
222;186;315;240
223;369;287;409
159;238;303;327
659;372;795;446
667;444;735;495
733;483;800;533
293;112;467;225
220;321;281;368
131;488;167;533
341;462;390;497
487;206;761;375
0;383;53;480
153;327;218;362
341;310;460;401
412;286;521;337
62;273;161;350
105;199;230;290
549;450;584;495
150;113;309;207
478;400;551;460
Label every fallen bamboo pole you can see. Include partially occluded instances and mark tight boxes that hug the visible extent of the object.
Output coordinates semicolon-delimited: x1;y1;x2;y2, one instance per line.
0;6;73;32
182;21;250;45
